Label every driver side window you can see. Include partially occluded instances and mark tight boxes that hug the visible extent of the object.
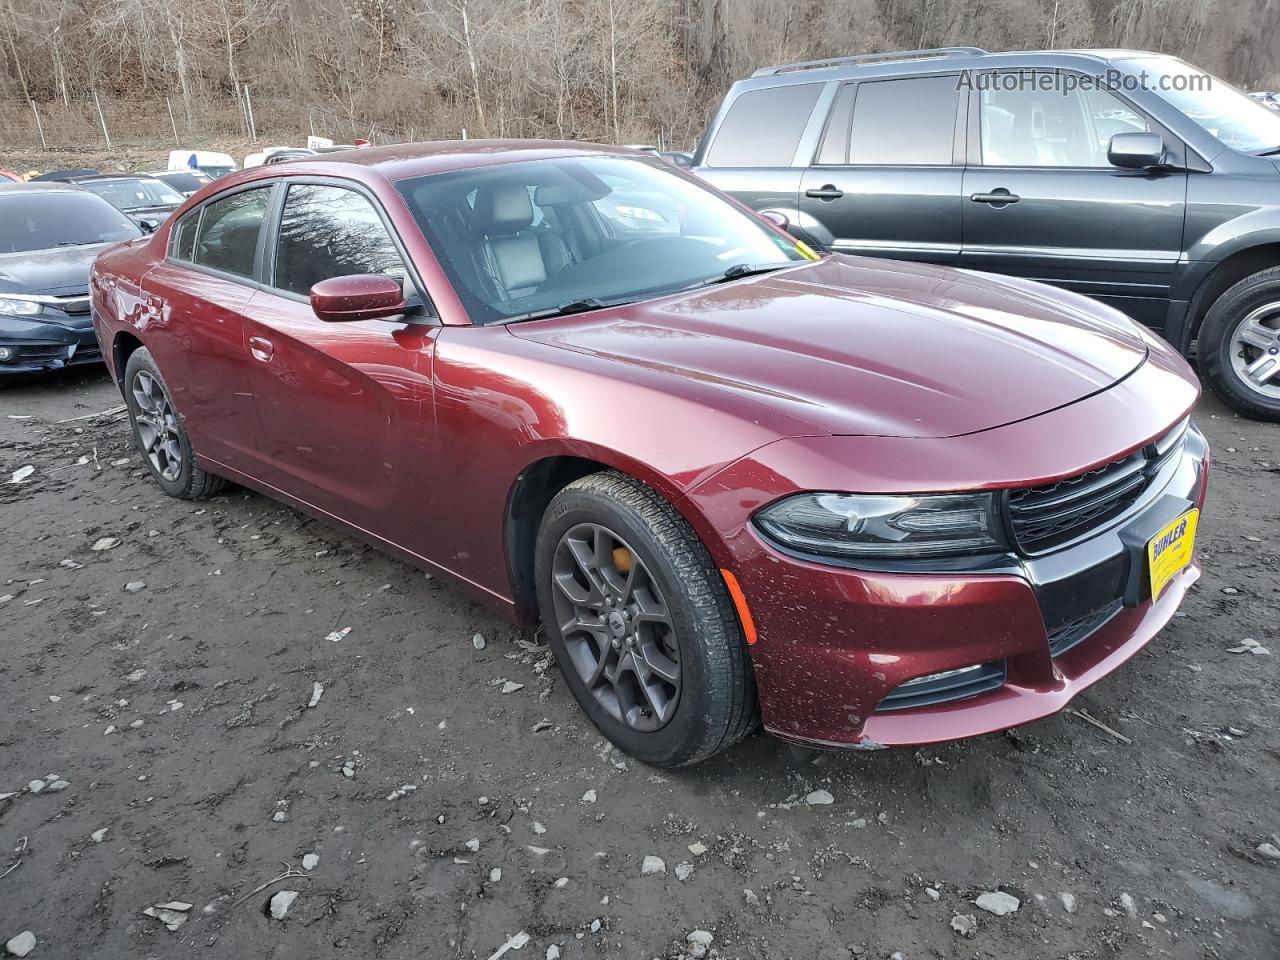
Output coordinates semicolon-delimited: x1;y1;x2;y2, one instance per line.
980;73;1150;168
273;183;407;297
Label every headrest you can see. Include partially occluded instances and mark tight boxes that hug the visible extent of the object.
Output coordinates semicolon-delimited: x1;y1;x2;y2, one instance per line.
474;185;533;234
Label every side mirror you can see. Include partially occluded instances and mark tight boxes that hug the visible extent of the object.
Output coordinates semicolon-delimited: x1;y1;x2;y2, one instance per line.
1108;132;1165;170
137;217;160;234
310;274;407;323
759;210;790;231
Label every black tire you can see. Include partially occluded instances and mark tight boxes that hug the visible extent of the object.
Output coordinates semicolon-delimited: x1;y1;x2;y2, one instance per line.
123;347;228;499
534;471;758;767
1198;267;1280;421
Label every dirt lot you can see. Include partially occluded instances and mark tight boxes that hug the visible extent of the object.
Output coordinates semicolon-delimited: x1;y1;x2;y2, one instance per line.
1;366;1277;960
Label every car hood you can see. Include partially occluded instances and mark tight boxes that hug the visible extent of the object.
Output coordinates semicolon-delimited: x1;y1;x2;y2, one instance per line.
511;255;1150;439
0;243;112;297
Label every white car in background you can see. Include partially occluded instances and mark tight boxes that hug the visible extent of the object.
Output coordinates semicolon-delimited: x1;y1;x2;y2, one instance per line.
166;150;237;179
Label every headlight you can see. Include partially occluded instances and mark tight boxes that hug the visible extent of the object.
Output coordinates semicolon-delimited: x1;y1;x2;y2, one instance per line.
0;297;41;316
754;492;1007;560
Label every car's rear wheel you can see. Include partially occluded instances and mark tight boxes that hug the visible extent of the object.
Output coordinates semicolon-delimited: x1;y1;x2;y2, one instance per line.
534;471;757;767
1199;267;1280;421
123;347;228;499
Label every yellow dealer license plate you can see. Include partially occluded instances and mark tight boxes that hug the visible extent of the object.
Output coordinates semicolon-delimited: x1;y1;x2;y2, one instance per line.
1147;508;1199;601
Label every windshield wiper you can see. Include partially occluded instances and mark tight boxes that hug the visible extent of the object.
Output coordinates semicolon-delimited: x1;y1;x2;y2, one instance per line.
56;240;99;247
1255;146;1280;156
689;262;793;289
506;298;625;323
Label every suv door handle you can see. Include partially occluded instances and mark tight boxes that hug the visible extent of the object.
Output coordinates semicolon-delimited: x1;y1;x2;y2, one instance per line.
248;335;274;363
970;189;1020;205
805;184;844;201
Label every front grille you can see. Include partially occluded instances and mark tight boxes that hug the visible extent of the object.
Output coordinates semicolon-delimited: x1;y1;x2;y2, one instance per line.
6;342;70;364
875;661;1006;712
68;343;103;364
1047;601;1122;657
49;295;91;315
1007;420;1187;554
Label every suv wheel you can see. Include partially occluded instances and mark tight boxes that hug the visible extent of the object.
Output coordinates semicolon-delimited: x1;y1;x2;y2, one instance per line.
1199;267;1280;421
534;471;758;767
123;347;228;499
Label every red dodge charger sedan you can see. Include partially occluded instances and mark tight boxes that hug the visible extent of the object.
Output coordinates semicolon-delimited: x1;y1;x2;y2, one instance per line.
91;141;1208;766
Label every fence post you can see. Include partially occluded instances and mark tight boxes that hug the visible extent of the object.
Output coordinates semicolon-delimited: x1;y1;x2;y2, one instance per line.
28;100;47;150
243;85;257;142
92;90;111;149
166;96;179;145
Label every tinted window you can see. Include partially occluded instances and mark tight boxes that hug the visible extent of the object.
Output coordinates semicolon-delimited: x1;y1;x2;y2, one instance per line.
273;184;407;296
980;73;1148;167
171;212;198;261
193;187;272;278
849;76;958;165
0;191;140;254
706;83;822;167
816;84;856;164
157;172;208;194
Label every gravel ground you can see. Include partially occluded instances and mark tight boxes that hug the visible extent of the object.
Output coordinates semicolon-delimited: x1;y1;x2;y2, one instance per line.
1;366;1277;960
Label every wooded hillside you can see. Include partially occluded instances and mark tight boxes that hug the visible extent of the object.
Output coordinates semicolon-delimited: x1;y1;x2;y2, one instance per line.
1;0;1277;148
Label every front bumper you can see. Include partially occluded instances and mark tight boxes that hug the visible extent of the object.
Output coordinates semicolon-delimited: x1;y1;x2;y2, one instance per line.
0;312;103;375
710;425;1209;750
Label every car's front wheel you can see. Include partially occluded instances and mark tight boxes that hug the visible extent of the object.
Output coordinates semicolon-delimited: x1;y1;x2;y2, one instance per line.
534;471;758;767
1199;267;1280;421
123;347;228;499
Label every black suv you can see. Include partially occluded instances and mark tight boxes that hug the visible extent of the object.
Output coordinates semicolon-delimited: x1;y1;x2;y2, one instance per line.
694;47;1280;420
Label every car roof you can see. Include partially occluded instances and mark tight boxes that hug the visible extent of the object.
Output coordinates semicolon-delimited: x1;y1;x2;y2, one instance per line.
219;139;646;184
739;46;1170;85
70;174;165;183
0;181;87;195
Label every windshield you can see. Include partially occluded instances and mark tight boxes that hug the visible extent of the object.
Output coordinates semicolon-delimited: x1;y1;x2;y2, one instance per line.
395;155;806;324
157;172;209;194
201;165;235;178
82;178;185;211
0;191;142;253
1125;56;1280;153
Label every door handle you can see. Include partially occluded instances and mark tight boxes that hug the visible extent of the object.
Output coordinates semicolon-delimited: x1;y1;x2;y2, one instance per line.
970;189;1020;205
248;335;274;363
805;184;844;201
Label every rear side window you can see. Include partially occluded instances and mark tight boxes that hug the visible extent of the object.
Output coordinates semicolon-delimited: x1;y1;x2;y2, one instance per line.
192;186;272;279
170;212;198;261
706;83;822;167
848;76;959;165
273;184;407;296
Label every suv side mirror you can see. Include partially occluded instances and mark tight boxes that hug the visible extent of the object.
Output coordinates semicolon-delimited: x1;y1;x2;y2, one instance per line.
310;274;407;323
759;210;790;230
1108;132;1166;170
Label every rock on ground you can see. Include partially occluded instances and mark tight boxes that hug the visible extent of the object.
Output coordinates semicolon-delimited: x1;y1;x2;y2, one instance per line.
975;891;1020;916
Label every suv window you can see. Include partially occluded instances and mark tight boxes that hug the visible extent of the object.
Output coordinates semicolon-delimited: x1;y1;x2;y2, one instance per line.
980;73;1149;167
274;183;407;296
845;76;959;165
706;83;822;167
193;186;272;278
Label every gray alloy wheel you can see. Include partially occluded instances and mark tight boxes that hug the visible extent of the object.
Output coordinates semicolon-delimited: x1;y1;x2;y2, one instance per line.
1199;267;1280;421
550;521;681;732
123;347;228;500
534;471;759;767
131;369;184;482
1227;300;1280;401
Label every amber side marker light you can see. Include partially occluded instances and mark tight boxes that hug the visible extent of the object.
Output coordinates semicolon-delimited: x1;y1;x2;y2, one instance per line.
720;569;759;646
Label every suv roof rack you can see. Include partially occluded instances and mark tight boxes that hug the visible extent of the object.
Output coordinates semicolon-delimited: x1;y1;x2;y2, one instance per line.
750;47;988;78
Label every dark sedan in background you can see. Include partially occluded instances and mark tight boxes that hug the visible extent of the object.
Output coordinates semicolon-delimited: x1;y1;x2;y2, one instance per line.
0;182;141;375
69;174;186;229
